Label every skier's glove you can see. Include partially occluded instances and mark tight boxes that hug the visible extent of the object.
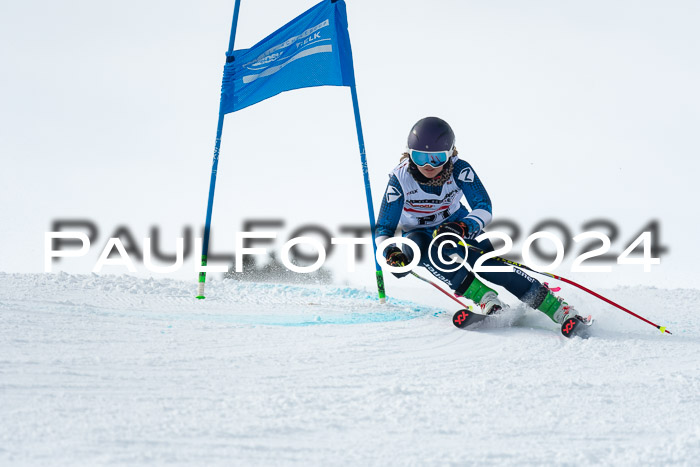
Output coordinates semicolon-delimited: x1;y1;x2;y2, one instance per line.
384;246;410;278
433;219;481;242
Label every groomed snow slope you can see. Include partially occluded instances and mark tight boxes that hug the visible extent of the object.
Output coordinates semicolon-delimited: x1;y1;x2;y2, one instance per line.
1;273;699;465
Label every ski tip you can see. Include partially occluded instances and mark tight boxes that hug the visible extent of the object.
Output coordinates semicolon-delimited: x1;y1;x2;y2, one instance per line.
561;316;591;339
452;308;474;328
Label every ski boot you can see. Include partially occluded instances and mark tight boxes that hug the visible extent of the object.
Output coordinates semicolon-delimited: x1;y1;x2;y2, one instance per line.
451;274;506;328
535;283;593;338
454;272;506;315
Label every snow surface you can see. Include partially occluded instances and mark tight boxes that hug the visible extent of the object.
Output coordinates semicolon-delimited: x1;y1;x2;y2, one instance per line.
1;272;699;465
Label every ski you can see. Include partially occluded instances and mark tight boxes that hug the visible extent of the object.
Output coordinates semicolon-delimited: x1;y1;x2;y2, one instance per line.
452;308;489;329
561;315;594;339
453;307;595;338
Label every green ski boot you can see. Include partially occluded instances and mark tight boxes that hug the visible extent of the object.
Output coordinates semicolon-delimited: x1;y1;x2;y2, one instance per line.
455;273;506;315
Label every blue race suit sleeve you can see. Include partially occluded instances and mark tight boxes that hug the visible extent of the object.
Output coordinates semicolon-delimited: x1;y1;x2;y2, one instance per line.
375;174;404;243
452;159;493;230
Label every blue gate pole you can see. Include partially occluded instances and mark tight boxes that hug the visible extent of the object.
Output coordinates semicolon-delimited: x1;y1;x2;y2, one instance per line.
197;0;242;299
349;84;386;303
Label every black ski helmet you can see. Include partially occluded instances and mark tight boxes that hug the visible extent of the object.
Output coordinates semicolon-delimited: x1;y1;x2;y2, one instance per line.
407;117;455;152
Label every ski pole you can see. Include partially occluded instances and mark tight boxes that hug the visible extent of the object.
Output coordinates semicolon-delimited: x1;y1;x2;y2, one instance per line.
459;242;672;335
409;271;472;309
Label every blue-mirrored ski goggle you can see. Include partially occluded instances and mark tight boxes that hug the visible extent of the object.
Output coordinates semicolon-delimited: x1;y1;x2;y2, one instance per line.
408;148;453;168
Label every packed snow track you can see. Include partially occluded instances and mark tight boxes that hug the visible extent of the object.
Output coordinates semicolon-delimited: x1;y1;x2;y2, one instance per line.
1;273;699;465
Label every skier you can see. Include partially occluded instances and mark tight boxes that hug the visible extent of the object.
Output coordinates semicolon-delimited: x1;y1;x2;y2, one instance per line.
375;116;587;326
